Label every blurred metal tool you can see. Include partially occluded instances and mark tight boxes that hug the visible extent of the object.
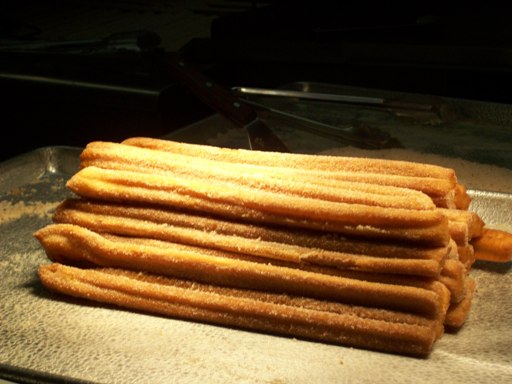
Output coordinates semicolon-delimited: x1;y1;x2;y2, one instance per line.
233;85;437;110
163;54;289;152
236;96;401;149
233;85;449;123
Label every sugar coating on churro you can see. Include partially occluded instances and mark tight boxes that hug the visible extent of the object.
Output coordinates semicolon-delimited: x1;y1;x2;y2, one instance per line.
66;166;451;247
472;228;512;263
32;137;498;356
54;198;447;258
35;223;446;317
52;198;448;277
120;138;464;206
38;263;441;356
121;137;456;180
81;141;440;208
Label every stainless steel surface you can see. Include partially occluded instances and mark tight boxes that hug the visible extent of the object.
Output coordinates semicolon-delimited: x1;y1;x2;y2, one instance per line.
233;85;442;114
1;145;511;384
232;86;386;105
232;84;450;125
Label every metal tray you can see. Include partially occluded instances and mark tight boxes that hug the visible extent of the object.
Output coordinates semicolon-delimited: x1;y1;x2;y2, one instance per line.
1;146;511;384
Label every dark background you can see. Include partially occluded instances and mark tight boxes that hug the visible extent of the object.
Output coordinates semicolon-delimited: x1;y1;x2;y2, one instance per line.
2;1;512;161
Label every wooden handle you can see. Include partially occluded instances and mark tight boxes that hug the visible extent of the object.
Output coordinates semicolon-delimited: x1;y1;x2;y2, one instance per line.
164;54;257;127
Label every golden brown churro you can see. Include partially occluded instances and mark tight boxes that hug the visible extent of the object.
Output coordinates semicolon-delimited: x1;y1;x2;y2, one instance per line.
121;137;455;179
66;166;450;246
33;137;503;356
439;208;485;242
34;224;446;317
38;263;442;356
80;142;439;209
438;259;467;304
457;245;476;270
444;278;476;329
121;137;463;206
472;228;512;263
453;183;472;210
52;198;448;276
54;198;449;259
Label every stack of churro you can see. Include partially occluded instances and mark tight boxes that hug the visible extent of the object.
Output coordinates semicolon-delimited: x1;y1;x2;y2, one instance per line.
34;137;512;357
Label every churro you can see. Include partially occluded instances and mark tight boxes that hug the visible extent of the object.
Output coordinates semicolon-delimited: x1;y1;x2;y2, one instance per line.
54;198;449;260
66;166;450;246
38;263;443;356
444;278;476;329
121;137;464;207
35;223;448;317
80;141;439;210
457;245;476;270
447;221;469;246
438;259;467;303
52;198;448;277
122;137;455;179
472;228;512;263
439;208;485;243
453;183;472;210
51;198;469;306
33;137;499;356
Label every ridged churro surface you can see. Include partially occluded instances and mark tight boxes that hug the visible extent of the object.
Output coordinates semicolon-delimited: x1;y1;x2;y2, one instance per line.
38;263;440;356
35;223;445;317
33;137;497;356
52;198;448;277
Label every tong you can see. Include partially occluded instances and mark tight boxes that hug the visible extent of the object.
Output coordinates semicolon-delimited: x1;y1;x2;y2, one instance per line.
163;54;400;150
232;86;446;116
163;54;289;152
233;91;400;149
232;85;452;126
